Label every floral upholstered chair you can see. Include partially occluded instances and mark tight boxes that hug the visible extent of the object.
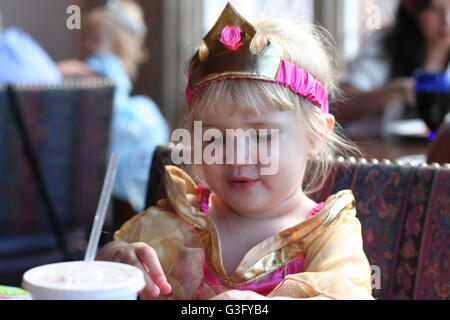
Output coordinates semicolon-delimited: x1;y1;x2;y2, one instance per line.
309;157;449;300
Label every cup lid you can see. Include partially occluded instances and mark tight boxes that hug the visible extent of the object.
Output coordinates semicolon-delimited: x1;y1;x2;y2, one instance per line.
22;261;145;300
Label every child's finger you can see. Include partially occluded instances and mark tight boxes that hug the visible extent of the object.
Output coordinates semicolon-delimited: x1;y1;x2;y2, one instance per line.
127;255;161;297
157;280;172;295
142;272;160;297
135;246;171;294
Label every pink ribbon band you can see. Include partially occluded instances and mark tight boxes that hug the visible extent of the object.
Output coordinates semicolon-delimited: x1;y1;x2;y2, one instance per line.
275;60;329;114
186;59;329;114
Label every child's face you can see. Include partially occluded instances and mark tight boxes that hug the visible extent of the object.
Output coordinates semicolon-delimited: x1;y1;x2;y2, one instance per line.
417;0;450;48
83;25;113;58
198;103;312;218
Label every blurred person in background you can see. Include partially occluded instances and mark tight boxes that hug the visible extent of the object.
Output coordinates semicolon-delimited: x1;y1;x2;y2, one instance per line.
334;0;450;138
58;0;169;213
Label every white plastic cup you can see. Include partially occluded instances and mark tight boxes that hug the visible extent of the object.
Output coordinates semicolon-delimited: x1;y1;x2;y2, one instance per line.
22;261;145;300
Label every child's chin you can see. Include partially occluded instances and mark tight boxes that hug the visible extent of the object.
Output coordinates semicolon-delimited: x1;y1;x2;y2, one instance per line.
228;201;267;216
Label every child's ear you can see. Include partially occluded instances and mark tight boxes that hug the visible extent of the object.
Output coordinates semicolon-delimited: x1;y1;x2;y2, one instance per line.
326;114;335;132
307;114;334;159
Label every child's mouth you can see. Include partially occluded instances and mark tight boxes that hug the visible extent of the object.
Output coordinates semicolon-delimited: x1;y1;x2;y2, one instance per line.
227;177;259;190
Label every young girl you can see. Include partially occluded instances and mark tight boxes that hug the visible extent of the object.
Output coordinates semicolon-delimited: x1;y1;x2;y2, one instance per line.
98;3;373;300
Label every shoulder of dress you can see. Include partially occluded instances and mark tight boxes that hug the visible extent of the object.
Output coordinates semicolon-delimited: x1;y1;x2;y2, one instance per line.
164;165;197;194
324;189;355;203
321;189;356;225
162;166;209;229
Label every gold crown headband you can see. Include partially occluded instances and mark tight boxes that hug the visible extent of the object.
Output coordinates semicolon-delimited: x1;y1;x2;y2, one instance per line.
186;3;329;113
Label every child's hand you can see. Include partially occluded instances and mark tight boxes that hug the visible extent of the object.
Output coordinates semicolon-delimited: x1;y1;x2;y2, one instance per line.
97;241;172;297
210;290;267;300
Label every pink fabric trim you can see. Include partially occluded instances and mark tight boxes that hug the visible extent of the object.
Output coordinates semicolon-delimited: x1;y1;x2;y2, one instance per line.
186;76;194;106
275;60;329;113
195;185;211;213
202;255;306;296
186;60;329;113
306;202;325;219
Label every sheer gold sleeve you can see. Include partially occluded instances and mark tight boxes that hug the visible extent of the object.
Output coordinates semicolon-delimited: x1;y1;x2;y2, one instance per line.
113;166;206;299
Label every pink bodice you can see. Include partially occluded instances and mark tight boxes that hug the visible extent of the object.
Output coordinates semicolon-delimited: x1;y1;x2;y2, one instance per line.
195;185;324;295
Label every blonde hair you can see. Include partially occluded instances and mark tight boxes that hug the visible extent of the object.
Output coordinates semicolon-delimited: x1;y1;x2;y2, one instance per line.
85;0;147;80
186;19;360;195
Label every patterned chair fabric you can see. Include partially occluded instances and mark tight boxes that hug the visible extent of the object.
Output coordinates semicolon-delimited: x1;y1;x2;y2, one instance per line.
0;79;114;250
145;145;450;300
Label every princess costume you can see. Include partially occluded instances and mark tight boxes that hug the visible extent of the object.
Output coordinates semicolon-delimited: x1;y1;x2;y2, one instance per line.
114;3;373;300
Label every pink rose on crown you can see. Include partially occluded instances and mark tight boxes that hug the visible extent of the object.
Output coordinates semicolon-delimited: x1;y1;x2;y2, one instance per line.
219;26;242;50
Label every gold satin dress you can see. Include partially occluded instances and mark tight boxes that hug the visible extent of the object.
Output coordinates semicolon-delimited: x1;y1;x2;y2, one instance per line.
114;166;374;300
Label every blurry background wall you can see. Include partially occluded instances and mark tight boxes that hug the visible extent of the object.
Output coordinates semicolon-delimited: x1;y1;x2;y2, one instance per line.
0;0;399;129
0;0;89;60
